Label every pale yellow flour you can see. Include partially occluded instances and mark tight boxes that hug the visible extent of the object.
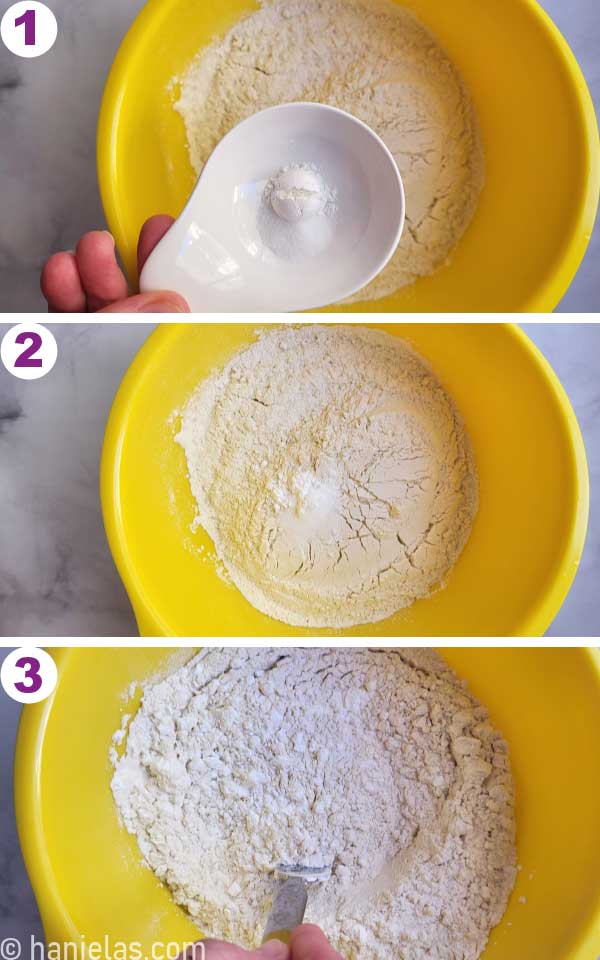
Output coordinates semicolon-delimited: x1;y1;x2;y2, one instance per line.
174;0;484;303
175;326;478;628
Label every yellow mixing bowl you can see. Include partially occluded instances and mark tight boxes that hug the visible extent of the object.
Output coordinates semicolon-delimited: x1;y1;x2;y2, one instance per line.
100;323;588;637
97;0;599;311
15;648;600;959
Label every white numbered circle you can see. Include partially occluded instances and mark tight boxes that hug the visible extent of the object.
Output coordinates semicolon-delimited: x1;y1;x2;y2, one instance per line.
1;322;57;380
1;648;58;704
1;1;57;58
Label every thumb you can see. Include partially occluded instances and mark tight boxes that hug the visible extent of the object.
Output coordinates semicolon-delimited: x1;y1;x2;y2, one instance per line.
189;939;290;960
290;925;343;960
255;940;290;960
98;291;190;313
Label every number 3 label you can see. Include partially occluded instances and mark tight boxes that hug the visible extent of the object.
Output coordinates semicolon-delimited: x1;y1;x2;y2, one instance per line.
1;323;57;379
1;648;58;703
1;2;57;59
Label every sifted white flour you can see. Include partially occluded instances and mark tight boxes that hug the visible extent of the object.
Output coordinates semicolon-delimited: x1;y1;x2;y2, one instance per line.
174;0;484;303
175;326;478;628
111;648;517;960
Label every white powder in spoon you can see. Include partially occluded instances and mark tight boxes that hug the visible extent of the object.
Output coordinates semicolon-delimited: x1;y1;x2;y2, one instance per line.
175;325;478;628
259;162;338;261
111;647;517;960
173;0;484;303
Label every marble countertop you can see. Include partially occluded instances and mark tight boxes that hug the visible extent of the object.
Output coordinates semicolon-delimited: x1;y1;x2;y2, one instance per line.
0;695;43;944
0;321;599;638
0;0;598;312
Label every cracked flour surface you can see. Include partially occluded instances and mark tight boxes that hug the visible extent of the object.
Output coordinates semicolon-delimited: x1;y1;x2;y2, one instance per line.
174;0;484;303
111;648;517;960
175;326;478;628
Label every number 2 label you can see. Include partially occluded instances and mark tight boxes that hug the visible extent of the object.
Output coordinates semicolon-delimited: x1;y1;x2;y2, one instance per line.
1;322;57;379
15;331;43;367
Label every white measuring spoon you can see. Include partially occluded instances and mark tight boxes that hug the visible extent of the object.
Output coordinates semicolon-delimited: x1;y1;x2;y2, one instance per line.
140;102;405;312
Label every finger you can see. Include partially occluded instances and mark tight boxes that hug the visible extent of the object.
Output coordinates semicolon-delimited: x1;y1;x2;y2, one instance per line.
186;940;289;960
137;214;175;274
75;230;129;311
255;941;290;960
98;291;190;313
40;252;86;312
290;925;343;960
186;942;249;960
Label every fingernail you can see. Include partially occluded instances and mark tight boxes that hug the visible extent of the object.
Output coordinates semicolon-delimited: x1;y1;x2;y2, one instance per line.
142;299;188;313
257;940;289;960
102;230;116;245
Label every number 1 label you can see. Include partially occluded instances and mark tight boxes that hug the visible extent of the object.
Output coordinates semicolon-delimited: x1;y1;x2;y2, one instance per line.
14;8;35;45
1;2;57;58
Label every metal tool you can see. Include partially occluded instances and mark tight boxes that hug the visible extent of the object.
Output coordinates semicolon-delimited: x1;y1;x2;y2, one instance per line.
262;863;331;945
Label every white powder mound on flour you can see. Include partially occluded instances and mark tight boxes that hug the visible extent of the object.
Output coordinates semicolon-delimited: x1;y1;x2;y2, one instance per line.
111;648;517;960
175;326;478;628
174;0;484;303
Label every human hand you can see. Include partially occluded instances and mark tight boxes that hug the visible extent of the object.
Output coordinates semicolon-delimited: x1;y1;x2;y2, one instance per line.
40;215;190;313
185;924;343;960
288;924;344;960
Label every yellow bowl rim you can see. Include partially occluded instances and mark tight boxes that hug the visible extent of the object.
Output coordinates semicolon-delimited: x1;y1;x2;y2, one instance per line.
98;322;590;638
14;647;600;956
96;0;600;309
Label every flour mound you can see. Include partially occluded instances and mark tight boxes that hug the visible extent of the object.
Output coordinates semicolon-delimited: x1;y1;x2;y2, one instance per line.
176;326;478;628
111;648;517;960
174;0;484;303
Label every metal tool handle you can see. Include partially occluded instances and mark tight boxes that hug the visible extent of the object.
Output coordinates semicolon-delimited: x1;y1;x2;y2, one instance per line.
262;877;308;945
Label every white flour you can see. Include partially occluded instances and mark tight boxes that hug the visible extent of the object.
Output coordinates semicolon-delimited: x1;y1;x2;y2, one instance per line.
175;326;478;628
174;0;484;303
111;648;517;960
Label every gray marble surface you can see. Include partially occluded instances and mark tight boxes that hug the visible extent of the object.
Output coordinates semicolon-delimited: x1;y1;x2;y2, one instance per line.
0;693;43;943
0;0;598;313
0;321;599;637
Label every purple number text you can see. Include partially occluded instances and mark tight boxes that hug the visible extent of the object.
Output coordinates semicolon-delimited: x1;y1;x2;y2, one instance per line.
15;331;43;367
14;9;36;45
14;656;43;694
